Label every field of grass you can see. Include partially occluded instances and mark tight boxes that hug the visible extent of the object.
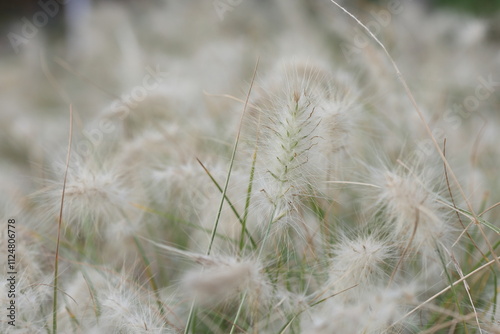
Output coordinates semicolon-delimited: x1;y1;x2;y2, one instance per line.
1;1;500;333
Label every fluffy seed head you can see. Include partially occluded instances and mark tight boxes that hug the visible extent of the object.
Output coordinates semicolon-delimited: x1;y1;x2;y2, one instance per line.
249;59;356;227
62;269;173;334
182;257;270;307
372;159;454;260
35;156;140;237
329;234;392;300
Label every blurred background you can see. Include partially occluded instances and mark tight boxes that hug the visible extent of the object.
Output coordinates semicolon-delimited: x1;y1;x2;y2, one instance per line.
0;0;498;178
1;0;499;56
1;0;499;46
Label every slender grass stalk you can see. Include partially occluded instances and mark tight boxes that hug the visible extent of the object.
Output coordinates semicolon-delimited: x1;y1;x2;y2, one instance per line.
196;158;257;249
240;105;263;255
184;58;260;334
52;106;73;334
229;290;248;334
240;145;258;254
206;57;259;256
184;302;197;334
